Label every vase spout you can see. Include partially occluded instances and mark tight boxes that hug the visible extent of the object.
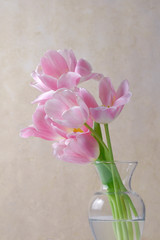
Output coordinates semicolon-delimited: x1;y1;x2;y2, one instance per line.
95;161;138;192
115;161;138;192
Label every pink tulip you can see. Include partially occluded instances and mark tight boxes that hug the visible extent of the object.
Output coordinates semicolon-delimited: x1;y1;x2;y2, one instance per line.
20;105;67;141
90;77;132;123
53;133;99;164
31;49;101;92
45;89;89;128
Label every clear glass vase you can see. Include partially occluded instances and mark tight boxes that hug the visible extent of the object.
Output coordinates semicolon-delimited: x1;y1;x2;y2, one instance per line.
88;161;145;240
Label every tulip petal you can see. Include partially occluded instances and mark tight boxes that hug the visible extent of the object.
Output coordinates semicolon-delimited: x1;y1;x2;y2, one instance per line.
99;77;116;106
32;105;49;131
71;133;99;159
53;141;66;159
20;105;66;141
45;89;89;128
116;80;129;98
53;133;99;164
80;73;103;83
53;89;77;108
41;50;69;78
61;106;88;128
38;75;58;90
90;106;123;124
77;88;98;108
58;72;81;89
58;49;77;71
31;71;50;92
20;125;37;138
45;98;68;120
20;125;56;141
32;90;54;104
75;59;92;76
114;92;132;107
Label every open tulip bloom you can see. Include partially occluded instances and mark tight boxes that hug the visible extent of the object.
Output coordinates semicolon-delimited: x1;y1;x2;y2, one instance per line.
20;49;141;240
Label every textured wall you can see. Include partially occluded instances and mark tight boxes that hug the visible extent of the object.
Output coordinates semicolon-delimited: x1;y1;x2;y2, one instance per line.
1;0;160;239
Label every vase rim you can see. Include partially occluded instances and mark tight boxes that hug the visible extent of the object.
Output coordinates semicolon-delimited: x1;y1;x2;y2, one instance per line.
94;160;138;165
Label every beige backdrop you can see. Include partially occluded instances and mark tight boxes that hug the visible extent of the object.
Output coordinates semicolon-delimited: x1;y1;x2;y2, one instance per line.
1;0;160;239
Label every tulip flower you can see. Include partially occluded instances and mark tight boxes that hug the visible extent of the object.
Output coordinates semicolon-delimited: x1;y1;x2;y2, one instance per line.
45;88;89;128
53;133;99;164
90;77;132;123
31;49;102;92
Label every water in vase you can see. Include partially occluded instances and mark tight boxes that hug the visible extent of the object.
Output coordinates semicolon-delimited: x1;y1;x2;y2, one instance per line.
89;216;144;240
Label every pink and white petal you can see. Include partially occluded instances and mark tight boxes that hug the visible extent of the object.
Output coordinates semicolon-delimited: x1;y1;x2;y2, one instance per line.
52;125;68;139
20;126;55;141
52;139;80;163
90;106;120;123
31;71;50;92
77;88;98;108
45;98;67;120
62;154;90;163
79;73;103;83
38;75;58;90
58;49;77;71
75;134;99;159
20;126;37;138
41;50;69;78
32;105;59;139
53;140;66;159
41;56;59;78
99;77;116;106
30;81;49;92
116;80;129;98
57;72;81;89
32;105;48;131
61;153;90;163
77;95;89;119
53;89;77;108
62;106;88;128
61;144;90;163
32;90;54;104
114;92;132;107
53;133;99;164
65;134;99;162
35;64;43;75
75;59;92;76
50;120;70;139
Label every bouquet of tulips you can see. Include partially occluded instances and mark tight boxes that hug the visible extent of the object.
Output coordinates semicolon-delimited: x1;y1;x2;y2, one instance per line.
20;49;141;240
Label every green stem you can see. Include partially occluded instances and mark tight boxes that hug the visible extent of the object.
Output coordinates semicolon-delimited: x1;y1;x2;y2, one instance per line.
94;122;106;160
126;196;141;239
104;124;114;163
122;195;134;240
104;124;129;240
84;123;110;160
108;194;123;240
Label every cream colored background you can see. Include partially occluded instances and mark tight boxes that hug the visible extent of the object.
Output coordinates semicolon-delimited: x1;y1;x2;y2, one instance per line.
0;0;160;239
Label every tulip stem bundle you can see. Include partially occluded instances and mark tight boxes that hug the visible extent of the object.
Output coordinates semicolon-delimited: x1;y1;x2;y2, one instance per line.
85;122;141;240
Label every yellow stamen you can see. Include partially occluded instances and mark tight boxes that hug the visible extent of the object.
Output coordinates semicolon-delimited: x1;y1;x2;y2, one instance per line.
112;95;116;105
73;128;83;133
